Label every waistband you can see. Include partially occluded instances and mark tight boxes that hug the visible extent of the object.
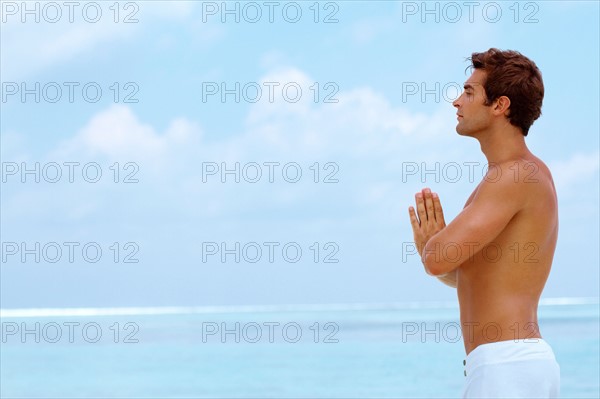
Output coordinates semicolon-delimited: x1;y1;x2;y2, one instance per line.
464;339;557;375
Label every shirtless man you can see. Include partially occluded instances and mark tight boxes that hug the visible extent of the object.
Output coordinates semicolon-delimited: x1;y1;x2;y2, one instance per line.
408;49;560;398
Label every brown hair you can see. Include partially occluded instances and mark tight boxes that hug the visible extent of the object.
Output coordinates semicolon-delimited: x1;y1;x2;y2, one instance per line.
468;48;544;136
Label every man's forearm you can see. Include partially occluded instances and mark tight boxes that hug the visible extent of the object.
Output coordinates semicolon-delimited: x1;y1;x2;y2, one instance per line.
436;269;457;288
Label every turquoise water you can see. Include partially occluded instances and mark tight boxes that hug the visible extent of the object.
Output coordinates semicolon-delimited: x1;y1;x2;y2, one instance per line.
1;302;598;398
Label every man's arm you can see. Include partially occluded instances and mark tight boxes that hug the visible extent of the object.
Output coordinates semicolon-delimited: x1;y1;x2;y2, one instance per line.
432;183;479;288
436;269;457;288
422;163;525;276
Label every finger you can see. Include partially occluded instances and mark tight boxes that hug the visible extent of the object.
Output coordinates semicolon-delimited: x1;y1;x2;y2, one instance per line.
423;188;435;224
415;192;427;222
408;206;420;228
432;192;446;225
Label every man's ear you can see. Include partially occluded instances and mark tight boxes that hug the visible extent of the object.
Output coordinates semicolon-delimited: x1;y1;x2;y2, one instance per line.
493;95;511;116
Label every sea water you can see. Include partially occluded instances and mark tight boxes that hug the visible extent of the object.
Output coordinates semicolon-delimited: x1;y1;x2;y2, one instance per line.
1;299;598;398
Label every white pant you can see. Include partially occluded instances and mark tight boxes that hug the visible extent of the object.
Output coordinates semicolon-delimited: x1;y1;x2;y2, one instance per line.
461;338;560;398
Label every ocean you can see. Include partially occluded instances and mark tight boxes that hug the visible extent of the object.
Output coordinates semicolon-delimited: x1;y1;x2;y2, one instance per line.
1;298;598;398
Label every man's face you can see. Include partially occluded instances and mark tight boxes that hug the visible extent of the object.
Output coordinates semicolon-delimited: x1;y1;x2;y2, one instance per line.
453;69;493;137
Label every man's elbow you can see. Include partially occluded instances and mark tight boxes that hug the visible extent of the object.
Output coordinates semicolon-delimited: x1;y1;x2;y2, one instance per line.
423;254;451;276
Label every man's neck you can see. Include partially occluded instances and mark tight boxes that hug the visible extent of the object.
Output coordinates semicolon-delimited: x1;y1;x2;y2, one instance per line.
477;122;530;164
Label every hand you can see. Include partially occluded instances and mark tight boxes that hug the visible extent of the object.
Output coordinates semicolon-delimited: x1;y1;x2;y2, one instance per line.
408;188;446;258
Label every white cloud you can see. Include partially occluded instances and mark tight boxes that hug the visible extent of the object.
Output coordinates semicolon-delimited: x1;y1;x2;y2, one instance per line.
52;105;202;170
243;68;454;159
3;66;505;225
19;71;595;229
0;66;461;227
46;66;463;178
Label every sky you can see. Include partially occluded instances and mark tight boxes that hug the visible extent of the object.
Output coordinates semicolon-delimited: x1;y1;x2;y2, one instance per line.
1;0;599;309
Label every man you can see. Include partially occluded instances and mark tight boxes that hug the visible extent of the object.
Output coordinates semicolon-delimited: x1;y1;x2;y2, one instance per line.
408;48;561;398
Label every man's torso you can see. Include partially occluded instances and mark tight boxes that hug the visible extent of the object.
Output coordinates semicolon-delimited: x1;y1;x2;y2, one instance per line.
457;155;558;355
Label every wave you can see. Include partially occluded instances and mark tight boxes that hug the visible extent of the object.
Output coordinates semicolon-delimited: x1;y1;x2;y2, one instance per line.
1;297;597;318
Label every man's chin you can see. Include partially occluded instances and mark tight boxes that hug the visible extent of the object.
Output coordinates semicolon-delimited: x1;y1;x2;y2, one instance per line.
455;125;472;137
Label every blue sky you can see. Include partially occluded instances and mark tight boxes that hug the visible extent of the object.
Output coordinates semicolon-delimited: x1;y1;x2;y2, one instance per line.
1;1;599;309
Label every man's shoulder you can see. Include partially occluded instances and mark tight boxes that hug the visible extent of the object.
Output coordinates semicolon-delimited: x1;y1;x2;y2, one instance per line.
473;160;535;205
484;157;552;188
476;157;556;212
